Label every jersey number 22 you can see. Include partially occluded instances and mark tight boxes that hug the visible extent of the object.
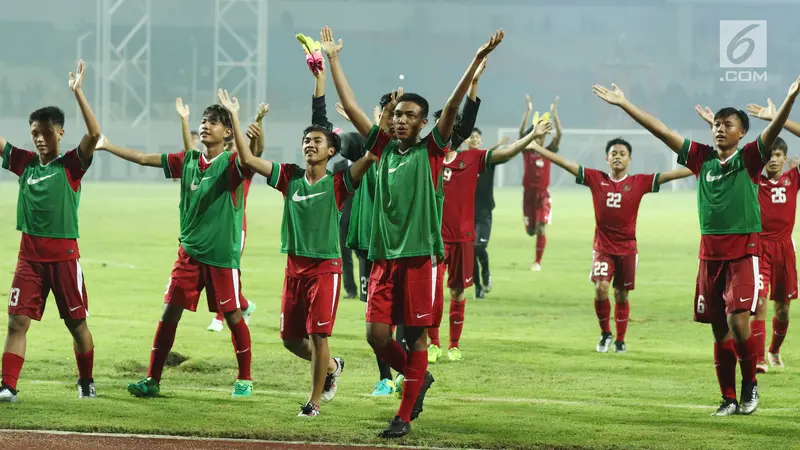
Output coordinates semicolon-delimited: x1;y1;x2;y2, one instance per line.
606;192;622;208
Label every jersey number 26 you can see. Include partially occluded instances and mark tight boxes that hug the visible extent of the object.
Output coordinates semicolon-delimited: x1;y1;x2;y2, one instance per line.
771;187;787;204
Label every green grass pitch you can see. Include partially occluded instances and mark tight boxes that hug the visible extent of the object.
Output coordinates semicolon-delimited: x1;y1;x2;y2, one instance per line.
0;182;799;449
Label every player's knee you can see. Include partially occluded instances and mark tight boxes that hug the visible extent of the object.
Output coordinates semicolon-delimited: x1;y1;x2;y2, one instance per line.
535;224;546;236
310;333;328;347
450;288;464;300
366;326;390;350
775;301;790;321
7;315;31;334
63;318;87;333
594;282;610;300
223;309;244;326
613;289;629;304
282;339;304;353
161;304;184;323
755;297;769;315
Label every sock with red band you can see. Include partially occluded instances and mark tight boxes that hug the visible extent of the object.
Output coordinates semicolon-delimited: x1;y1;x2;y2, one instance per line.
614;302;630;341
396;351;427;423
75;349;94;381
230;320;252;380
148;321;178;383
769;318;789;354
449;299;466;349
535;235;546;264
1;353;24;391
594;299;611;334
714;340;737;399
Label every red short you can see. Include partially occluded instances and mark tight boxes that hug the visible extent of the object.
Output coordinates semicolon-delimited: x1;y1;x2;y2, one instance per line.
164;246;243;314
693;256;758;324
589;252;638;290
523;189;551;233
367;256;443;327
280;272;341;340
758;239;797;302
8;259;88;321
444;243;475;290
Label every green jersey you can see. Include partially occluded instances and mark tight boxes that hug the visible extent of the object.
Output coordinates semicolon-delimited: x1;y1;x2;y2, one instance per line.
365;125;448;260
162;150;248;269
346;165;376;252
267;163;355;259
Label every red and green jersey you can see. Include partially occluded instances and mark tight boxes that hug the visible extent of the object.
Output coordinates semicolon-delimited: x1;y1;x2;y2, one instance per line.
442;149;491;243
365;125;448;260
2;144;90;262
267;163;355;261
678;137;767;260
162;149;250;269
346;165;376;252
758;168;800;242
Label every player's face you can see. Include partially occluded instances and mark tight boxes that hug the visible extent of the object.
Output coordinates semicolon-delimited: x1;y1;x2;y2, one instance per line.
466;131;482;149
198;114;232;146
712;114;746;150
606;144;631;171
302;131;335;164
392;102;428;140
767;149;787;175
29;121;63;157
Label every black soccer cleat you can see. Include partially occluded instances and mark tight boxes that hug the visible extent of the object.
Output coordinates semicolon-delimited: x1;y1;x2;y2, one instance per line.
739;382;759;415
379;416;411;438
77;378;96;399
614;340;626;354
410;371;435;421
711;397;739;416
475;288;485;299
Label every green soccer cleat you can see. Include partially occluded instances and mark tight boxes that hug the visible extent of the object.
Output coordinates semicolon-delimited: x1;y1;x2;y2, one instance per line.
394;374;404;399
242;302;257;325
448;347;463;362
232;379;253;397
371;378;395;396
127;377;160;398
428;344;442;364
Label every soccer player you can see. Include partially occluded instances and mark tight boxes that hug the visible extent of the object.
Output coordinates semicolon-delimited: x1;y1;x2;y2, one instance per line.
594;78;800;415
428;119;553;364
98;89;255;399
530;137;692;353
323;24;504;437
520;95;562;271
234;96;377;417
0;61;101;402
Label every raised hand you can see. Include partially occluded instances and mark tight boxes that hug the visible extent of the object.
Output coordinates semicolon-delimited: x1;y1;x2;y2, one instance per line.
334;102;352;122
69;60;86;92
592;83;626;106
320;26;343;59
746;99;776;121
525;94;533;112
533;120;553;138
175;97;190;119
475;30;504;60
255;103;269;121
95;135;109;150
217;89;239;114
385;87;403;112
694;105;714;124
245;122;262;140
550;96;559;116
472;58;487;83
789;75;800;98
373;105;381;124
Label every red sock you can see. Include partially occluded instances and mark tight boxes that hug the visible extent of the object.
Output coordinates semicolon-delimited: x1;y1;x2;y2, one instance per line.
750;319;766;363
148;321;178;382
229;320;252;380
614;302;630;341
734;335;758;385
215;311;223;321
397;351;427;423
428;327;441;347
714;340;737;399
535;235;546;264
449;299;466;349
594;299;611;334
375;339;408;374
75;349;94;381
769;318;789;354
1;352;24;391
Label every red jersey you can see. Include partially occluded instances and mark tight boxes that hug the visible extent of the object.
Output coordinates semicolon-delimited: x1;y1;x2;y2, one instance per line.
577;167;660;255
759;167;800;242
442;149;491;243
522;142;556;191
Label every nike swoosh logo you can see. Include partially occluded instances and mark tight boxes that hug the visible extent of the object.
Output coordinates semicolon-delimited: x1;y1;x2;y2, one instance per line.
705;170;735;183
317;321;331;326
69;305;82;312
219;298;232;305
600;182;609;186
292;190;327;202
479;239;488;242
465;277;473;283
388;162;408;174
189;176;212;191
739;297;751;303
27;173;57;185
236;347;250;354
454;321;464;324
416;313;431;319
624;282;634;286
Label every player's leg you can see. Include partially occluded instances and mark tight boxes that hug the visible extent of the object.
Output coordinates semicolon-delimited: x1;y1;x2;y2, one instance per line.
769;300;790;368
358;253;394;396
532;194;551;271
474;214;492;295
367;261;408;375
523;189;539;272
611;254;636;353
340;222;357;299
428;245;457;363
591;253;614;352
307;272;344;407
724;256;760;415
447;244;473;361
751;245;772;372
768;241;795;368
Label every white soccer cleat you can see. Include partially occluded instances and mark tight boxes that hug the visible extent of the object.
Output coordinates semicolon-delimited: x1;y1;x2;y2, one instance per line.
768;352;784;369
596;332;613;353
321;357;343;403
0;386;17;403
207;318;224;332
756;361;768;374
531;263;542;272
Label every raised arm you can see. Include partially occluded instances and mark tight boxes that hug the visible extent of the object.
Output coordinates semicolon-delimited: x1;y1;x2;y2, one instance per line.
218;89;272;178
759;77;800;150
437;30;503;143
69;60;101;162
695;104;714;128
95;135;161;167
321;26;374;137
747;95;800;139
593;83;685;154
491;120;552;164
658;167;695;185
253;103;268;157
176;97;194;151
529;140;579;177
519;94;532;138
487;136;509;152
550;96;562;149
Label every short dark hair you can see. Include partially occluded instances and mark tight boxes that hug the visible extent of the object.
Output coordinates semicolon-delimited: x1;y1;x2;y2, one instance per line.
773;136;788;154
29;106;65;128
203;105;233;129
472;127;482;136
605;137;632;155
396;93;429;118
433;109;463;125
303;125;340;155
379;92;394;109
713;107;750;133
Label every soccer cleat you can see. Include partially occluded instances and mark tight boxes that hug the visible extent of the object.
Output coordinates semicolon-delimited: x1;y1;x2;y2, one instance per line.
596;332;613;353
410;371;435;421
321;357;343;402
739;382;759;415
380;416;411;438
768;352;784;369
484;276;492;293
448;347;463;362
756;361;768;374
711;397;739;416
475;288;485;299
242;302;257;326
614;340;626;354
371;378;395;396
127;377;160;398
207;318;224;332
531;262;542;272
232;379;253;397
427;344;442;364
77;379;96;399
0;384;18;403
297;401;320;417
394;374;404;399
